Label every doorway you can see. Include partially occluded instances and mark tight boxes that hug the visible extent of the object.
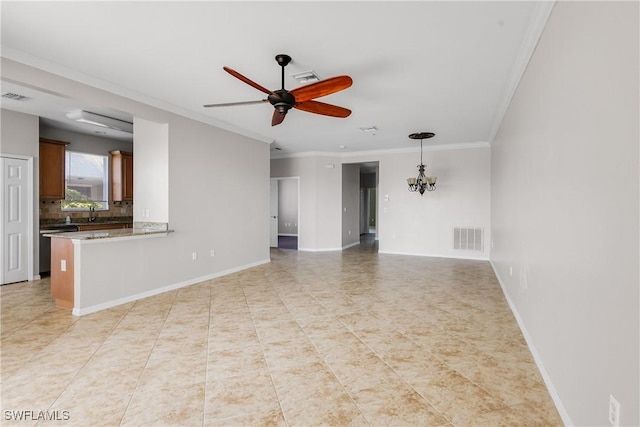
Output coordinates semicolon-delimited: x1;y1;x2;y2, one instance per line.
269;177;300;250
359;163;378;242
1;155;34;285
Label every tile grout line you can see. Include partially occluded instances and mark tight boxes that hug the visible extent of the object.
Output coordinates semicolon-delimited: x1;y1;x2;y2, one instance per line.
338;311;452;426
116;291;178;427
201;280;213;427
243;277;291;427
41;303;136;422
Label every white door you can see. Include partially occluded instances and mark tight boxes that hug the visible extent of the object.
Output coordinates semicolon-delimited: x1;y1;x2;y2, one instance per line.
1;157;30;285
269;179;278;247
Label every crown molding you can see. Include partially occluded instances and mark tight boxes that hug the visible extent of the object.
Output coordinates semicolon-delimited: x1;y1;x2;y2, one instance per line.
270;141;490;160
487;0;556;143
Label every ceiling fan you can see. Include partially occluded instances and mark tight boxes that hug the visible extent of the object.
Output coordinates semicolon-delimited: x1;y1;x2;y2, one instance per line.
204;54;353;126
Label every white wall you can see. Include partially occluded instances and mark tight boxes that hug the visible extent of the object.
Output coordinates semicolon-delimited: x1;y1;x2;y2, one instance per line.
491;2;639;425
134;118;168;223
271;155;342;251
341;163;360;248
273;146;491;258
0;109;40;277
2;59;270;310
377;147;491;259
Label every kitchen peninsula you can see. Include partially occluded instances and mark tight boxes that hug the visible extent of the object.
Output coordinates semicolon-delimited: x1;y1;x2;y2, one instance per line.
46;224;173;311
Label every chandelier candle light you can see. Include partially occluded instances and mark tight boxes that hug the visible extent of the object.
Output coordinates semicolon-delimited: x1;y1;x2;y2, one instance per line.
407;132;437;195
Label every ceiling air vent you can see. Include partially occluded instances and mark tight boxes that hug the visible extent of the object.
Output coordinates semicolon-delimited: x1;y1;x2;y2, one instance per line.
291;70;321;84
453;227;483;251
1;92;30;101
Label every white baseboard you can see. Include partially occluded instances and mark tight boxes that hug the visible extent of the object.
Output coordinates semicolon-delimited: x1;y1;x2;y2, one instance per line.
72;258;271;316
490;260;572;426
298;241;359;252
342;241;360;250
298;247;343;252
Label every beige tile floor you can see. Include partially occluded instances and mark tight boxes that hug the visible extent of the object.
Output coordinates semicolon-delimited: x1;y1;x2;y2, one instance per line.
1;237;562;426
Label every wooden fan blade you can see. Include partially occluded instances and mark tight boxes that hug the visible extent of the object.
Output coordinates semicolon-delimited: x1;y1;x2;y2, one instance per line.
203;100;267;108
271;110;286;126
290;75;353;102
294;100;351;118
223;66;273;95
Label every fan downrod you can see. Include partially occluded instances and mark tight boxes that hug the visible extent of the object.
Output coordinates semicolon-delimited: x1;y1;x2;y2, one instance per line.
271;54;294;115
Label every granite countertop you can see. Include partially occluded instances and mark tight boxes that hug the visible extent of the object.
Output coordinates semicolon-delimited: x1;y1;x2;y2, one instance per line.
44;228;173;240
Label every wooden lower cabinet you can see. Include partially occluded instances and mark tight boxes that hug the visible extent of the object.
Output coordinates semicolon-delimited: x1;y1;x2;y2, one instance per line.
77;223;131;231
50;237;74;309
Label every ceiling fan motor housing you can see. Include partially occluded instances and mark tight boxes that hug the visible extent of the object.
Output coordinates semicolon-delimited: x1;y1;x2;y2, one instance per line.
269;90;295;114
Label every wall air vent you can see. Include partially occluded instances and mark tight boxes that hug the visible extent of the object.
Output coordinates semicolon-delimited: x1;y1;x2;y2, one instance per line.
453;227;483;251
1;92;30;101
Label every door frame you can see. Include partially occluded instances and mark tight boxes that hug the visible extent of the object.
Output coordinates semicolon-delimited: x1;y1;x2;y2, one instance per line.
269;176;300;249
269;179;278;248
0;154;35;284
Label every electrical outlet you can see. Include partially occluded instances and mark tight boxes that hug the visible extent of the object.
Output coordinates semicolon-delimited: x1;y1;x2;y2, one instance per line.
192;252;198;261
210;249;215;257
509;266;513;277
609;394;620;427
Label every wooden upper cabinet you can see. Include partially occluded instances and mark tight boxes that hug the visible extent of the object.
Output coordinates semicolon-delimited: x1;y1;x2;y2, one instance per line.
39;138;68;200
110;150;133;202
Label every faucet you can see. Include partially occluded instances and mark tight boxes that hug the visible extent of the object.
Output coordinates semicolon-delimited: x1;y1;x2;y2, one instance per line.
89;206;96;222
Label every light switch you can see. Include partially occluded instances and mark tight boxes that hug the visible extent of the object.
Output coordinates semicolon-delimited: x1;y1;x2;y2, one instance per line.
61;260;66;272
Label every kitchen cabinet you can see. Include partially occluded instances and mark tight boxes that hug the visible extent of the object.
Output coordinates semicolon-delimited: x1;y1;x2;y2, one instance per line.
77;223;131;231
110;150;133;202
39;138;68;200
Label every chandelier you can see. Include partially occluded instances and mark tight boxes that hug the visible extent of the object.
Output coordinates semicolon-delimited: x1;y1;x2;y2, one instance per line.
407;132;437;195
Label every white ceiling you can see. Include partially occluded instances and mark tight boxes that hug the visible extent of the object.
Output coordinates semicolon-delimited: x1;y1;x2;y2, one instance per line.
0;1;550;157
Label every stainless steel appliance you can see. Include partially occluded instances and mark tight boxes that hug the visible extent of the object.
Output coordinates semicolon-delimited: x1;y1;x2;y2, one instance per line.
39;224;79;274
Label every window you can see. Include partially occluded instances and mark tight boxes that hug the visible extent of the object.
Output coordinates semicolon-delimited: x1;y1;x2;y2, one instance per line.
61;151;109;211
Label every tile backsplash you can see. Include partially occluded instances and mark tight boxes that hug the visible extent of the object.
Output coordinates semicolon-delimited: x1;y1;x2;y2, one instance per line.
40;200;133;222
